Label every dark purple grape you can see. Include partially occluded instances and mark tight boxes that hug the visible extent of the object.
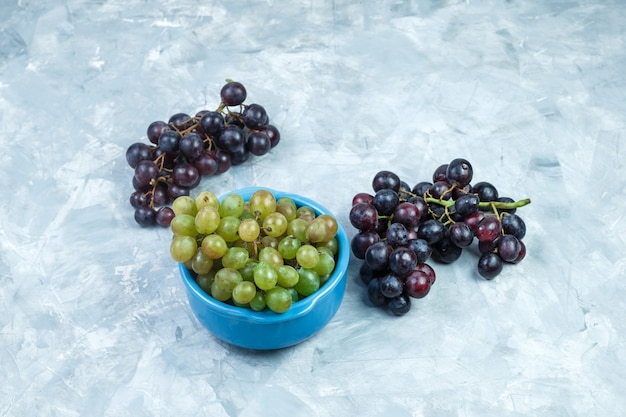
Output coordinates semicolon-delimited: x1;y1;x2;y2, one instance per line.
386;293;411;316
379;273;404;298
242;103;268;129
497;235;522;262
472;181;499;202
352;192;374;206
158;130;181;154
385;222;409;247
172;162;200;188
478;235;500;254
132;176;150;192
155;206;175;227
404;269;431;298
432;164;448;182
454;194;480;218
373;189;400;216
167;184;190;201
168;112;192;130
130;191;149;208
146;121;169;144
415;262;436;284
429;181;452;200
351;231;380;259
217;125;245;153
179;132;205;161
224;112;245;128
134;206;156;227
153;147;175;170
407;196;428;220
134;160;160;187
407;238;432;263
464;210;485;232
475;216;502;243
349;202;378;231
126;142;153;168
431;236;463;264
229;147;249;165
359;262;380;285
446;158;473;187
449;222;474;247
152;183;168;206
388;247;417;277
367;277;386;306
220;81;247;106
194;151;219;176
372;170;401;192
478;252;503;280
260;124;280;148
412;181;432;196
501;213;526;239
245;130;271;156
364;241;393;273
392;202;421;228
512;240;526;264
199;111;225;138
214;150;232;174
417;219;445;245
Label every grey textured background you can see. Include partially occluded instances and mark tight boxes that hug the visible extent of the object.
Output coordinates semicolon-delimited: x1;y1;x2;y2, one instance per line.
1;0;625;416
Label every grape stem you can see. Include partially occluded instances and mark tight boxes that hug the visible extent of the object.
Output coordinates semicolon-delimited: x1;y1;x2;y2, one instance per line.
423;197;531;210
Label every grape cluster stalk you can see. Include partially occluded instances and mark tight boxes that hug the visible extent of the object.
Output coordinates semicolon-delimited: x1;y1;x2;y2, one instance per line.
349;158;531;316
126;80;281;227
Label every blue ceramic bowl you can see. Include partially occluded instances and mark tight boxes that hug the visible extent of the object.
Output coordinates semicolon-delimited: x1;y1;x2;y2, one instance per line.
179;187;350;350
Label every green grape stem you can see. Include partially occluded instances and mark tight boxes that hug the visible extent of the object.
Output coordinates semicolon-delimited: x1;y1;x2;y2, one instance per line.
423;197;531;210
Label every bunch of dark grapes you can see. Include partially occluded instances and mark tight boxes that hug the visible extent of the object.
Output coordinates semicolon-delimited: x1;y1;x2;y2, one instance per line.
125;80;281;227
349;158;531;316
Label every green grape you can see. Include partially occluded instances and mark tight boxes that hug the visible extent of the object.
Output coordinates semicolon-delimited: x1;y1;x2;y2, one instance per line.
170;235;197;263
287;218;309;243
305;217;331;243
190;248;214;275
276;197;297;222
249;291;266;311
276;264;299;288
260;235;279;250
195;191;219;210
214;267;243;292
294;268;320;296
170;214;198;237
258;246;284;268
201;234;228;259
219;193;245;218
195;206;221;234
222;247;249;270
314;251;335;277
248;189;276;219
317;214;339;238
253;261;278;291
238;218;261;242
286;287;299;303
264;287;292;313
240;260;258;282
172;196;197;216
196;272;215;294
316;237;339;256
278;235;301;260
296;244;320;269
296;206;316;223
232;281;257;304
263;212;288;238
316;246;334;258
216;216;241;242
210;279;232;302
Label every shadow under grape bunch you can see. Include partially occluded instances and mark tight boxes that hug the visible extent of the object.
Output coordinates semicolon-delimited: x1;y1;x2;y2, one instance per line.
126;80;281;227
349;158;531;316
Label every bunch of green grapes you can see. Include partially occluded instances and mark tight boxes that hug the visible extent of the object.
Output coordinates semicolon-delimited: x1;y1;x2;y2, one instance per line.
169;189;340;313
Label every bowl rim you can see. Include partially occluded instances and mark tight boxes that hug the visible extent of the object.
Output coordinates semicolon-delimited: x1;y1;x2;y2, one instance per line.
179;186;350;324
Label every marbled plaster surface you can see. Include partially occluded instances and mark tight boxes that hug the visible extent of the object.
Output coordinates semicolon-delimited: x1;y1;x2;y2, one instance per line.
1;0;625;416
